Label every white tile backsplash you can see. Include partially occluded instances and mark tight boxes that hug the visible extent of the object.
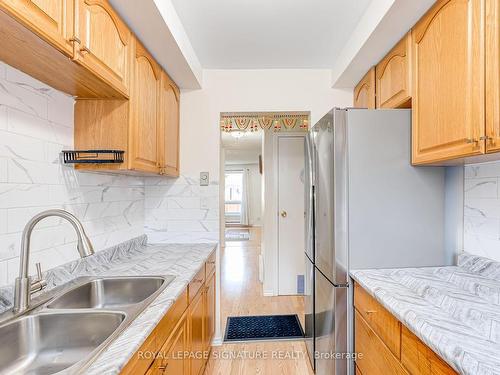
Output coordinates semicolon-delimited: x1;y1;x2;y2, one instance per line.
464;161;500;261
0;61;146;286
144;175;219;244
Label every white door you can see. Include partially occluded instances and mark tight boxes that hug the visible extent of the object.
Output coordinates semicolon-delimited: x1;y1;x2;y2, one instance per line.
278;136;305;295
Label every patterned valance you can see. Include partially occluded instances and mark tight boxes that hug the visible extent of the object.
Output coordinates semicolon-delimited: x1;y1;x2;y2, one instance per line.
220;111;310;132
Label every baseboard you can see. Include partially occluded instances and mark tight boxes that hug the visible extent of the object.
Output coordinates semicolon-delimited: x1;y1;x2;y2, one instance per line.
211;335;223;346
263;289;275;297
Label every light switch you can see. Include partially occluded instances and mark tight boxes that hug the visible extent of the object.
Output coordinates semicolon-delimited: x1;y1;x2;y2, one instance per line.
200;172;209;186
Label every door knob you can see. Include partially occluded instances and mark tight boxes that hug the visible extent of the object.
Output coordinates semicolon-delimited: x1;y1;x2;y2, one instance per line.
280;210;287;218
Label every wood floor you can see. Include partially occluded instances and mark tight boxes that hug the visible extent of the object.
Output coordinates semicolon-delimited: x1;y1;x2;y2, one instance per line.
204;227;314;375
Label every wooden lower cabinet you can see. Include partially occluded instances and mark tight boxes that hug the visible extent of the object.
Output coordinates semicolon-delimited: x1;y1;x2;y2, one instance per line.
189;287;206;375
355;310;408;375
204;271;216;356
354;282;457;375
401;326;456;375
147;312;189;375
122;250;217;375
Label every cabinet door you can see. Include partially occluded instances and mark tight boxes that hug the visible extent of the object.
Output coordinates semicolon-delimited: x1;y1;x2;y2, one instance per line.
189;288;205;375
129;38;162;174
204;272;215;355
376;33;412;109
149;313;189;375
158;71;180;177
75;0;130;96
0;0;74;55
353;67;376;109
412;0;485;164
486;0;500;152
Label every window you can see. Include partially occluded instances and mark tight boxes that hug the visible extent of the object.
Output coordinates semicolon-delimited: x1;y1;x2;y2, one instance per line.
225;170;243;224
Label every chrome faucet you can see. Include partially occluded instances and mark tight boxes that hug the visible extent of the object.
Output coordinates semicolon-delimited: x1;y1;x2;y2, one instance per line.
13;209;95;313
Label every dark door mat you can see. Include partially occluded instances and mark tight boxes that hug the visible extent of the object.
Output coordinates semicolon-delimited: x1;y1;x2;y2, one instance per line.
224;314;304;342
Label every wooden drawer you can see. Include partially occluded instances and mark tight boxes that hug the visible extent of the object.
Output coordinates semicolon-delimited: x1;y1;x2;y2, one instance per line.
354;283;401;358
355;310;408;375
401;326;457;375
189;267;205;303
205;250;216;279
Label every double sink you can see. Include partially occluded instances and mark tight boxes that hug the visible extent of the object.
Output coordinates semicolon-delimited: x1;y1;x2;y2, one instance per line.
0;275;174;375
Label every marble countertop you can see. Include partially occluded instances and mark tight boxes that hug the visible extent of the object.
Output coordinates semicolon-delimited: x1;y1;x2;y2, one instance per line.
0;235;217;375
351;253;500;375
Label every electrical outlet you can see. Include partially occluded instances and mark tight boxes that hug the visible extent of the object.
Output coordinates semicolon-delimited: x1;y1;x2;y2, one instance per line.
200;172;209;186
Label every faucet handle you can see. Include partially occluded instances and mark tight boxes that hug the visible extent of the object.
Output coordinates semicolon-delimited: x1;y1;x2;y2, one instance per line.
30;262;47;294
35;262;43;280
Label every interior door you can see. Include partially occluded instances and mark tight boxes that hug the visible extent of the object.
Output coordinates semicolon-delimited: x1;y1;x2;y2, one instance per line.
278;135;305;295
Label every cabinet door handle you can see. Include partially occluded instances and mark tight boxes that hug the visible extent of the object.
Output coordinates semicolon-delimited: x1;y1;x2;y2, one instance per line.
80;46;91;55
465;138;478;144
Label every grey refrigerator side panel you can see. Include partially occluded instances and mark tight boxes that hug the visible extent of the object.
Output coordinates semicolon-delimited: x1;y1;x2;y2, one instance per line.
346;109;448;269
333;109;349;285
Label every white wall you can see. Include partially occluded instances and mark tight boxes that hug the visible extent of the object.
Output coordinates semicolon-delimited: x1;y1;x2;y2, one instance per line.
225;163;262;226
0;61;145;287
463;161;500;261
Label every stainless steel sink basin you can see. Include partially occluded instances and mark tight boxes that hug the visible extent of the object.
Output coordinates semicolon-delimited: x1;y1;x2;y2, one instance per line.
47;277;166;309
0;311;125;375
0;275;174;375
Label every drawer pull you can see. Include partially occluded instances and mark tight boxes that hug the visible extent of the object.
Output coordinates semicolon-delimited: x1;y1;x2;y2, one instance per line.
365;310;377;314
207;260;215;265
193;278;203;283
159;363;168;373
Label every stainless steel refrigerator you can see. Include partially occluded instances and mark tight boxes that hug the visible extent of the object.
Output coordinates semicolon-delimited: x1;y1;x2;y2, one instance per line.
304;108;453;374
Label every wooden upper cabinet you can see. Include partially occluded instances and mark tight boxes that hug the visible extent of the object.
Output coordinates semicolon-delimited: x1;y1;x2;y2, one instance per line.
158;71;180;177
411;0;485;164
129;38;162;174
74;0;131;96
486;0;500;152
376;33;412;109
353;67;376;109
0;0;74;56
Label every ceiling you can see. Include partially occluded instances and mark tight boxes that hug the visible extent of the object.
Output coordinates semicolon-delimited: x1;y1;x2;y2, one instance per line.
171;0;372;69
222;131;263;165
